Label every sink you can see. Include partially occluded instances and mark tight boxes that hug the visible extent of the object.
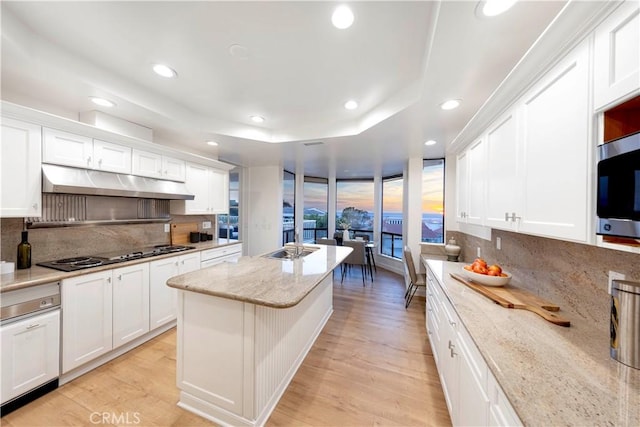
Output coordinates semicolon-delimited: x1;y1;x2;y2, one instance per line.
262;246;318;260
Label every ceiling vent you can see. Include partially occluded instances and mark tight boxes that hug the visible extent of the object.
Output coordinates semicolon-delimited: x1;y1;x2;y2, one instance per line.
303;141;324;146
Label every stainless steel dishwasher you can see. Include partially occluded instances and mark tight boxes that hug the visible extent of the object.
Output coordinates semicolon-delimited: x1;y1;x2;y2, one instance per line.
1;281;61;415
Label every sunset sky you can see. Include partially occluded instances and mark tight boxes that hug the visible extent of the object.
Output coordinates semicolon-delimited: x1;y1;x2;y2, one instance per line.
285;160;444;215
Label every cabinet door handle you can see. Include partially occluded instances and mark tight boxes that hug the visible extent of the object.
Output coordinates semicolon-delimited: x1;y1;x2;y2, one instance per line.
505;212;510;221
106;277;111;283
32;203;38;210
117;274;122;281
175;262;179;266
26;323;40;330
87;156;92;165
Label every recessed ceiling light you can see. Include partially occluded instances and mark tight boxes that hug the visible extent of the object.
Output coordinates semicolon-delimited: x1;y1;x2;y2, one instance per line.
206;141;219;146
424;140;437;146
440;99;461;110
332;5;354;29
344;100;358;110
250;115;265;123
89;97;116;107
479;0;517;17
152;64;177;78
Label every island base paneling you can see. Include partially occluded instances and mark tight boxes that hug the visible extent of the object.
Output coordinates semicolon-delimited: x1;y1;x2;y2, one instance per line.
176;275;333;427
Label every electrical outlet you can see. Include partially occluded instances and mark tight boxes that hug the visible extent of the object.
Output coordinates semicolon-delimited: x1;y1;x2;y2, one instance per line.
496;237;501;250
202;221;212;229
477;247;481;258
164;224;170;233
608;271;626;295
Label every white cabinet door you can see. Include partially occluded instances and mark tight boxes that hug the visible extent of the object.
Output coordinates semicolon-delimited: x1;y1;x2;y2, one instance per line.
594;0;640;110
149;253;200;329
112;263;150;348
93;139;132;174
179;252;201;274
208;167;230;214
1;118;42;217
456;150;470;223
162;156;186;182
518;40;590;242
149;256;180;329
456;138;485;225
62;271;113;373
171;162;210;214
43;128;93;168
457;328;490;426
488;371;522;427
439;301;459;424
171;163;229;215
132;149;163;178
0;310;60;404
485;112;519;231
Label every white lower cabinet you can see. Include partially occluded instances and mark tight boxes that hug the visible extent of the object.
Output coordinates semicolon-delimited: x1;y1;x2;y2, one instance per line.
149;252;200;329
62;271;113;373
200;243;242;268
1;310;60;404
426;265;521;427
112;263;150;349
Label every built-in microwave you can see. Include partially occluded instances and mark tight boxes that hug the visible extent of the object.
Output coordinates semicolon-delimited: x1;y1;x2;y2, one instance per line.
596;132;640;239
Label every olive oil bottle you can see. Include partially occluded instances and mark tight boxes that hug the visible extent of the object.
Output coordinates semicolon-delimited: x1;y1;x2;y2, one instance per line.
17;231;31;269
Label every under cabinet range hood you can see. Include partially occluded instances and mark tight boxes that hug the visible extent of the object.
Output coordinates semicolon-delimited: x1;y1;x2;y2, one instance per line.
41;164;194;200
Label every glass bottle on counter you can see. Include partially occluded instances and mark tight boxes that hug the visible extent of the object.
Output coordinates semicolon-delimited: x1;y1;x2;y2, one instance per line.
17;231;31;269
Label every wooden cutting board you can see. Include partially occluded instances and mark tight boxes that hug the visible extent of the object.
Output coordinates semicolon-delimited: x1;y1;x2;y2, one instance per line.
171;222;198;245
450;273;570;327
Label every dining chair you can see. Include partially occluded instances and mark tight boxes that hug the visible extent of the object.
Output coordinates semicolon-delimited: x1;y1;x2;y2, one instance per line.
403;246;426;308
341;240;370;286
317;238;337;245
353;233;370;242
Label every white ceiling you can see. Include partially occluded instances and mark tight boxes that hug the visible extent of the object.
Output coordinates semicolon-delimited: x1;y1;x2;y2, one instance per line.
0;1;606;178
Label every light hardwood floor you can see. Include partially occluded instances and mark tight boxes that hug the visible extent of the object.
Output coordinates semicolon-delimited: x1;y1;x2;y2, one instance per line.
2;268;451;427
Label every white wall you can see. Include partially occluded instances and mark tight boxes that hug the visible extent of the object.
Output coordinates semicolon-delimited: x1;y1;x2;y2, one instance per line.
245;165;282;256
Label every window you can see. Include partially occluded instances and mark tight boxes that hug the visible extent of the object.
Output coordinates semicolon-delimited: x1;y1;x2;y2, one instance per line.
381;176;403;258
283;170;295;244
218;169;240;243
422;159;445;243
303;177;328;243
336;179;374;240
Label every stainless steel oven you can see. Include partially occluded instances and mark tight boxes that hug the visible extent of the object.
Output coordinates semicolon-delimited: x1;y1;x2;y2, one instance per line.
596;132;640;239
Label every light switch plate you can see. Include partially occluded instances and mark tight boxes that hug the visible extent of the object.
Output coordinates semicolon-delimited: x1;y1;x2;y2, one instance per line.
164;224;170;233
202;221;212;229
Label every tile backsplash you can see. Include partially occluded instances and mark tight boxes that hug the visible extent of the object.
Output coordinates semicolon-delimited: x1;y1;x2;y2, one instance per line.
451;229;640;339
0;215;215;264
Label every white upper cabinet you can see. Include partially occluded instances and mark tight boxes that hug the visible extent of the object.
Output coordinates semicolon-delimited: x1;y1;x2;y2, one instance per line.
162;155;186;182
92;139;132;174
1;117;42;217
458;40;590;243
594;0;640;111
518;40;590;242
43;128;132;174
43;128;94;169
171;162;229;215
131;149;185;182
456;138;485;225
484;111;519;231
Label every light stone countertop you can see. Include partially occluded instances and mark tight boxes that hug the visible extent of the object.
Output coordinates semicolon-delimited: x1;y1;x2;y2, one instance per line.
424;258;640;427
167;244;352;308
0;240;242;292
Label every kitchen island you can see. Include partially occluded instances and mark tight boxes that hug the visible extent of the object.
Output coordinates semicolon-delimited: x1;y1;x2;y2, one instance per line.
166;244;351;427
